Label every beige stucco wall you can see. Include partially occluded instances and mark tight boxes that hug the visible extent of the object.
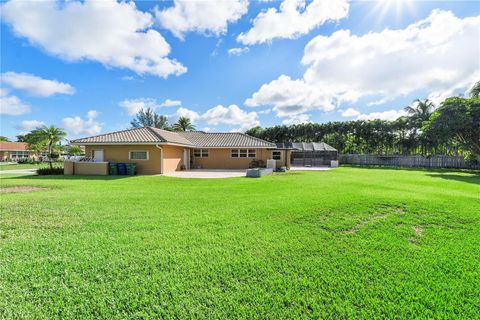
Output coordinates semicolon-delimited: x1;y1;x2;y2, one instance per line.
84;144;186;175
85;145;162;175
74;162;109;175
192;148;291;169
83;145;290;174
163;145;185;173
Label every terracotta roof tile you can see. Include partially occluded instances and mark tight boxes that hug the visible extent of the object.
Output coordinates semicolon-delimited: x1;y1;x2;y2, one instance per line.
0;141;29;151
71;127;276;148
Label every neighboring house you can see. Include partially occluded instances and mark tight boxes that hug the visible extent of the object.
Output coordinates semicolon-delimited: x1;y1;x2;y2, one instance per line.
0;141;36;161
71;127;290;175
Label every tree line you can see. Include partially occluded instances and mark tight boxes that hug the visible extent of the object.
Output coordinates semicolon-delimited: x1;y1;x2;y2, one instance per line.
246;82;480;163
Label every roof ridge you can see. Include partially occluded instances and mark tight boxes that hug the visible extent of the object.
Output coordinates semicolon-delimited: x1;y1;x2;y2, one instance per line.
145;126;168;142
71;126;147;142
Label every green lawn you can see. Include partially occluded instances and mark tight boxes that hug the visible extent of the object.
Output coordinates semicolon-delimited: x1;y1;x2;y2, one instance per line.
0;168;479;319
0;163;47;170
0;163;64;171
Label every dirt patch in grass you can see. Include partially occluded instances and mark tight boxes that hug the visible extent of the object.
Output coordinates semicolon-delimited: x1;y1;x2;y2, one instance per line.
410;225;424;243
341;206;406;234
0;186;47;193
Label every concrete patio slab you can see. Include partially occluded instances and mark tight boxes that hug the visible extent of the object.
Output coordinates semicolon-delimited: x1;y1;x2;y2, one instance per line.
163;169;246;179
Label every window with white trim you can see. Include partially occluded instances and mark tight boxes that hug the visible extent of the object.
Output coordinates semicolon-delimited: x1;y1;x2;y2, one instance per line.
231;149;256;158
129;151;149;160
193;149;209;158
10;151;29;159
272;151;282;160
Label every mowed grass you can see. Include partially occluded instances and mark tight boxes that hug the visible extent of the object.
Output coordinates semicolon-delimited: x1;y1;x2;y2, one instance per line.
0;163;48;170
0;167;479;319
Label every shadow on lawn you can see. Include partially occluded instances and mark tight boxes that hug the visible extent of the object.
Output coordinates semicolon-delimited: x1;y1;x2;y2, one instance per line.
425;173;480;185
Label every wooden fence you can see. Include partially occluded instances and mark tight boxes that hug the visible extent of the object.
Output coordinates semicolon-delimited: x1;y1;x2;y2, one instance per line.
339;154;480;169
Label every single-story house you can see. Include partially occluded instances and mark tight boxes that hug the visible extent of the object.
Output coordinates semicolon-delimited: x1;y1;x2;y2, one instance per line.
71;127;291;175
0;141;35;161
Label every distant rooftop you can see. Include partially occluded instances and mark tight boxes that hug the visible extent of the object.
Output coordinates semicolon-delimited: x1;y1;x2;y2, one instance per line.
0;141;29;151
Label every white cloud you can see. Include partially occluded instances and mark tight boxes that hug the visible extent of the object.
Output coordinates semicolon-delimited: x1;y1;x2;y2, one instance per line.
301;10;480;103
160;99;181;107
119;98;182;115
17;120;44;131
1;72;74;97
237;0;349;45
61;110;102;137
17;120;45;131
1;0;186;78
245;75;335;117
246;10;480;120
228;47;249;56
202;104;259;131
0;89;30;115
356;109;406;121
156;0;248;39
282;114;311;125
119;98;160;116
341;108;360;117
172;107;201;123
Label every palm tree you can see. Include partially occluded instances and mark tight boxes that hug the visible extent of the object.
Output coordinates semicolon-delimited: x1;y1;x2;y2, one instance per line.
172;116;195;131
404;99;435;123
404;99;435;154
29;125;66;169
469;80;480;97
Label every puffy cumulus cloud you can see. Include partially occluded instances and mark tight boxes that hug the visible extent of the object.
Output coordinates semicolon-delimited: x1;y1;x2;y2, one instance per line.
160;99;181;107
245;75;335;117
172;107;201;123
1;0;186;78
156;0;248;39
1;72;74;97
228;47;249;56
282;114;311;125
341;108;360;117
302;10;480;103
202;104;259;131
119;98;182;115
356;109;406;121
0;89;30;115
119;98;160;116
61;110;102;137
17;120;45;131
246;10;480;120
237;0;349;45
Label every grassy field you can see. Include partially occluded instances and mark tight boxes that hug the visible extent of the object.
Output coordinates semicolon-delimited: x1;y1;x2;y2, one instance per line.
0;167;479;319
0;163;44;170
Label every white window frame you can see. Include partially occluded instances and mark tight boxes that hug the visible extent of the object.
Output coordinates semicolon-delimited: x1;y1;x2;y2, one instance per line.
231;149;256;158
129;150;149;161
272;151;282;160
193;149;209;158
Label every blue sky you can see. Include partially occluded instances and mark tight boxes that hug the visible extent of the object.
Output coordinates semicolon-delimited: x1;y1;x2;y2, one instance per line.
1;0;479;140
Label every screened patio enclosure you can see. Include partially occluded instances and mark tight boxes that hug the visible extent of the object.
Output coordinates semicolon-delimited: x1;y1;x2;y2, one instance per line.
276;142;338;167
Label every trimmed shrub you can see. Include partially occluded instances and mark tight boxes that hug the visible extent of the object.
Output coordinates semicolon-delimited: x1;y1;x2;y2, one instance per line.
37;167;64;175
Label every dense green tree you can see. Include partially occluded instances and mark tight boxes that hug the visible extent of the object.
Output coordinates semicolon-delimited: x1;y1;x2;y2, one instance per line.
0;136;10;142
423;97;480;162
172;117;196;131
66;145;82;156
131;108;170;129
